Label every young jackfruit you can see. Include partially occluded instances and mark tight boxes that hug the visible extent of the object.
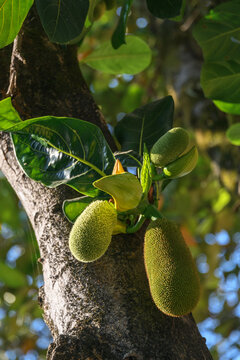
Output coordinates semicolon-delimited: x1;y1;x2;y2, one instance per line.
144;218;200;317
150;127;190;168
69;200;117;262
163;146;198;179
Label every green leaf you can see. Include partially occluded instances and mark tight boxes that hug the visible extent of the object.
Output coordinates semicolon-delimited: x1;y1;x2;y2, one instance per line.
193;1;240;62
0;261;27;288
171;0;186;22
140;144;152;196
93;173;142;212
0;98;21;129
0;178;21;228
201;60;240;103
214;100;240;115
35;0;89;44
111;0;133;49
0;99;115;196
82;35;152;75
146;0;182;19
114;150;142;168
193;1;240;103
226;123;240;145
212;188;231;213
63;194;109;223
114;96;174;153
0;0;33;49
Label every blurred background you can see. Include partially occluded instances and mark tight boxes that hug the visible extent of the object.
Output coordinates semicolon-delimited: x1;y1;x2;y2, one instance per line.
1;0;240;359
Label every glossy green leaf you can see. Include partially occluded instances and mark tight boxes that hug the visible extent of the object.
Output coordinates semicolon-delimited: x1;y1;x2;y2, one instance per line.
214;100;240;115
93;173;142;212
201;60;240;103
35;0;89;44
0;0;33;49
146;0;182;19
63;195;109;223
83;36;152;75
0;99;115;196
140;144;152;196
226;123;240;145
115;96;174;153
111;0;133;49
193;1;240;62
0;261;27;288
114;150;142;168
63;196;94;223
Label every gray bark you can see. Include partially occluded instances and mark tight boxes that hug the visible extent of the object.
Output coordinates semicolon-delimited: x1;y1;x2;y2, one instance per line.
0;9;213;360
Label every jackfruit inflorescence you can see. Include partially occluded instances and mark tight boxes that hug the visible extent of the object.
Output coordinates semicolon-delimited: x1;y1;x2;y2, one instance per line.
144;218;200;317
150;127;190;168
69;200;117;263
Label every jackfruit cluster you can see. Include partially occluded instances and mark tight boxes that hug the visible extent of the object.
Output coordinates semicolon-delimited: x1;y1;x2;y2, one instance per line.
69;200;117;262
144;218;200;317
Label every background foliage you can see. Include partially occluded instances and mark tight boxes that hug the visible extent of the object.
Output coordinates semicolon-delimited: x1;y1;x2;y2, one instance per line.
0;0;240;359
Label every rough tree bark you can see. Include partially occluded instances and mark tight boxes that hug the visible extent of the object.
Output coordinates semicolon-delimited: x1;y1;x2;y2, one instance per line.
0;10;213;360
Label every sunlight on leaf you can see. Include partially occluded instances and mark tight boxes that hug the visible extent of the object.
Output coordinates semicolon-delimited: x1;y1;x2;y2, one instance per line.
93;172;142;212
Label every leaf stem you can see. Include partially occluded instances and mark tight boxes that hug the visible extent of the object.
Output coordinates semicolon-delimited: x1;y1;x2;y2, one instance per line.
152;173;166;181
126;214;146;233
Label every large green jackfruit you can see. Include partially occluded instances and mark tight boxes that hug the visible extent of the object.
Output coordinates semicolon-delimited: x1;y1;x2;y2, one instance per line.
150;127;189;167
69;200;117;262
144;218;200;316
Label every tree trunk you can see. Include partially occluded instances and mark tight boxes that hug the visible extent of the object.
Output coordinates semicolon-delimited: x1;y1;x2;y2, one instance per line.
0;10;213;360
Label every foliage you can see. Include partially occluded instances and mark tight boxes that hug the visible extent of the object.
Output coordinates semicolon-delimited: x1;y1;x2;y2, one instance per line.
0;0;33;48
82;35;151;74
193;0;240;111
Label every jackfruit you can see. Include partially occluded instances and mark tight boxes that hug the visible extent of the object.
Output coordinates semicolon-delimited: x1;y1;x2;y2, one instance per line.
144;218;200;317
150;127;189;167
69;200;117;262
163;146;198;179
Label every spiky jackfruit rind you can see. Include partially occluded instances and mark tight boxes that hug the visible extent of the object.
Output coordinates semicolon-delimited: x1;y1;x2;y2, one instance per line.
163;146;198;179
69;200;117;263
150;127;190;168
144;218;200;317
